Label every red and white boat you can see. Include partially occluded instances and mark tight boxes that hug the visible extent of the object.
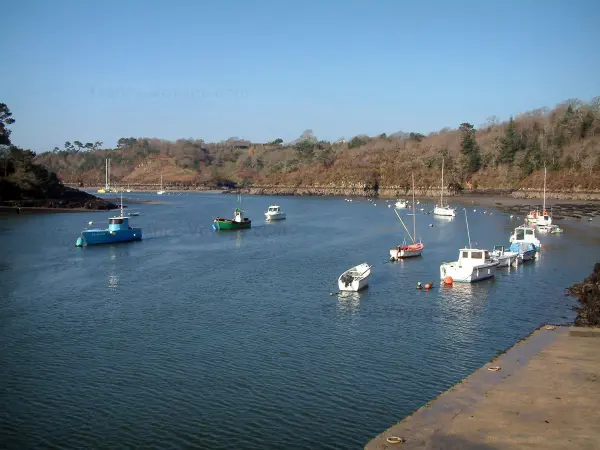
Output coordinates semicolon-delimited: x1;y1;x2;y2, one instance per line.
390;174;424;260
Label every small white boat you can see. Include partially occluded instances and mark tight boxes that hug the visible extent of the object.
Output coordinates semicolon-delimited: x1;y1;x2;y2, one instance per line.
490;245;518;267
395;199;408;209
440;248;498;283
265;205;286;221
127;211;140;217
509;225;541;249
338;263;372;292
433;157;456;217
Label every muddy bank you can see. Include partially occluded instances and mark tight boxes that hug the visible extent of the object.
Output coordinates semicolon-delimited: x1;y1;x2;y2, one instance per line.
567;263;600;327
228;185;600;201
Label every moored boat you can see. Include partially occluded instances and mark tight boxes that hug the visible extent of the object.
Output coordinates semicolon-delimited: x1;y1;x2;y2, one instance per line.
490;245;518;267
390;174;424;260
338;263;372;292
265;205;286;221
433;157;456;217
395;199;408;209
75;192;142;246
509;241;537;261
509;225;541;249
440;248;498;283
213;208;251;230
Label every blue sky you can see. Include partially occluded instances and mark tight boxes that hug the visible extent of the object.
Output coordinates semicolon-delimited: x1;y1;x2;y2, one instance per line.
2;0;599;152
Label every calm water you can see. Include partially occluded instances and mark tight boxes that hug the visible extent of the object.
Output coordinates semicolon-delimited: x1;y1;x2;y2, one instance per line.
1;193;597;449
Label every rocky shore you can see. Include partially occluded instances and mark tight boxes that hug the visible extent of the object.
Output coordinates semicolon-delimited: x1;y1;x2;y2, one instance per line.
567;263;600;327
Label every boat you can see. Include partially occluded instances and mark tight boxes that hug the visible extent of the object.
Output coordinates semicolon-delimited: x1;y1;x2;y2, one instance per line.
439;209;497;283
157;175;165;195
535;167;552;226
509;225;541;249
433;157;456;217
127;211;140;217
395;199;408;209
508;241;537;261
126;184;132;193
265;205;286;221
97;159;112;193
390;174;424;260
75;192;142;247
213;193;251;231
490;245;518;267
550;225;563;234
338;263;372;292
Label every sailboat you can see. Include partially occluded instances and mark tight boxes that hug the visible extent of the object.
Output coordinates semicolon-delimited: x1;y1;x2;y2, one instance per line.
97;159;109;193
157;174;165;195
535;166;552;227
390;174;424;260
433;157;456;217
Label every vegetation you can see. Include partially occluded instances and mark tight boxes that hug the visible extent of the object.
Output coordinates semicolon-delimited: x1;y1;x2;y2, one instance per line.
0;104;115;209
25;96;600;191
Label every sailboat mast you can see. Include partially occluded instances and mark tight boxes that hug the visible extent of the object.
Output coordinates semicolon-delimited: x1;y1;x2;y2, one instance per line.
440;157;444;207
412;173;416;241
120;189;124;217
105;159;107;190
108;158;111;190
543;166;547;213
464;209;472;248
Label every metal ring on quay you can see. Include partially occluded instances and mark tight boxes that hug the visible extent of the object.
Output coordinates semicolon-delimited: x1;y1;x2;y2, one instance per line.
386;436;405;444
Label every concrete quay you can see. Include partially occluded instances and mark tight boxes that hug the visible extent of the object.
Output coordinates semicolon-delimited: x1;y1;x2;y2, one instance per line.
365;326;600;450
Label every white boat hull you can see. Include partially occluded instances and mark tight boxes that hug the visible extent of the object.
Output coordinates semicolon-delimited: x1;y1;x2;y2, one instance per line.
494;253;518;267
389;248;422;259
395;201;407;209
265;212;286;221
434;206;456;217
157;191;165;195
440;262;497;283
338;263;371;292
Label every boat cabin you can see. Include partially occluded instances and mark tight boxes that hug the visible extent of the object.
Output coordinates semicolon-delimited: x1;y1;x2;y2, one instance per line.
513;226;536;241
458;248;491;266
108;216;132;231
267;205;281;213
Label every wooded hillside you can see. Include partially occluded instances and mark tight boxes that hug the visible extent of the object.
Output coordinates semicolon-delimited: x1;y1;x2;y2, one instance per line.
34;97;600;191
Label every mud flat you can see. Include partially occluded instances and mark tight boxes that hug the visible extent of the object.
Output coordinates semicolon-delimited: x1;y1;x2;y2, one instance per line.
365;325;600;449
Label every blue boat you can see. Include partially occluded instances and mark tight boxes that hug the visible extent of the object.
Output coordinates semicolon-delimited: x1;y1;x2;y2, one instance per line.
75;193;142;247
508;241;537;262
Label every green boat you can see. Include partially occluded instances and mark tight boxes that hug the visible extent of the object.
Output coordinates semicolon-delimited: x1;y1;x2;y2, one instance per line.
213;193;252;231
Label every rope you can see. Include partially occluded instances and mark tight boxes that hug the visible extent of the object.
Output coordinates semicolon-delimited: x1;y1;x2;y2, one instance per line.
394;210;415;244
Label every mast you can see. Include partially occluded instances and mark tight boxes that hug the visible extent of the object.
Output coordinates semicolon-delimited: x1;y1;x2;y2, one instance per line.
542;165;547;213
120;189;124;217
108;158;111;191
440;157;444;207
412;173;416;241
105;159;107;190
464;209;472;248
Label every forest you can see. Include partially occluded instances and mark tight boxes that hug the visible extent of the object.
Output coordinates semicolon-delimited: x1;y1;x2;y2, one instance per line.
22;97;600;191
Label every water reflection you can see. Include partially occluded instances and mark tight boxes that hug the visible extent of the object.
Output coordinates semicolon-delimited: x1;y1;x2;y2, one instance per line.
337;291;361;314
438;281;492;315
235;230;242;248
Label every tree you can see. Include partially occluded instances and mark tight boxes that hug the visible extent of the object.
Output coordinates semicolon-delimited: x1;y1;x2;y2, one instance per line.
459;122;481;174
295;129;317;144
498;117;520;164
348;136;368;149
64;141;74;151
295;139;315;161
0;103;16;146
268;138;283;146
84;142;94;151
73;141;83;152
378;133;387;139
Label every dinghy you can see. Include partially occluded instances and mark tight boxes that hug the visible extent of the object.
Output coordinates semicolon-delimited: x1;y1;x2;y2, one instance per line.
338;263;372;292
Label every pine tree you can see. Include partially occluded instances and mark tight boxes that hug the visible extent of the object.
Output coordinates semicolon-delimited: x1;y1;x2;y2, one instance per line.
459;123;481;173
499;117;520;164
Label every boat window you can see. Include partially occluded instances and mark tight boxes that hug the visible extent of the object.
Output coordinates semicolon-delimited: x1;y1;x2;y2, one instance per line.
484;251;490;259
471;251;483;259
526;230;533;235
462;251;469;258
516;229;525;240
109;218;124;225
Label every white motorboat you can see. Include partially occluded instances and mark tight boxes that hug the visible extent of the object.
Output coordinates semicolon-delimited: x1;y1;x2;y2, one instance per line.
338;263;372;292
265;205;286;221
440;248;498;283
490;245;518;267
440;209;497;283
395;199;408;208
433;157;456;217
509;225;541;249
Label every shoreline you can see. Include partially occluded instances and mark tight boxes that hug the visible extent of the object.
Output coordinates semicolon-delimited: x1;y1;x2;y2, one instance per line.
365;325;600;449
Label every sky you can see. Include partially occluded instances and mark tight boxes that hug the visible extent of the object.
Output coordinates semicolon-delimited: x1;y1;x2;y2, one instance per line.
2;0;600;152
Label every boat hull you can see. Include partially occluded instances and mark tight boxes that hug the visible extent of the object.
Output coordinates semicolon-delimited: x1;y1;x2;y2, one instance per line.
77;228;142;246
389;243;424;260
338;264;371;292
434;206;456;217
213;219;252;231
440;262;496;283
494;253;518;267
265;212;286;221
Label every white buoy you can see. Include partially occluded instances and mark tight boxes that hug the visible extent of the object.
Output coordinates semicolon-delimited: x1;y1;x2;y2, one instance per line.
88;221;93;225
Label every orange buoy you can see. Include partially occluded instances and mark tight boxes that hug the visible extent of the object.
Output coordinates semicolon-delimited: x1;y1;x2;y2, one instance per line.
443;276;454;285
424;283;432;290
